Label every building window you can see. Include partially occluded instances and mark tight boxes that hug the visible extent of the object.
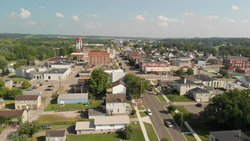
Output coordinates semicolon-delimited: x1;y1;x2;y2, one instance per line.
18;100;19;103
24;100;25;103
33;100;36;102
110;124;115;127
28;100;29;102
117;109;119;112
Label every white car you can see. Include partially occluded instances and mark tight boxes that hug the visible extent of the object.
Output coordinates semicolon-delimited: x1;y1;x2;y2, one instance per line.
165;121;173;128
147;109;152;115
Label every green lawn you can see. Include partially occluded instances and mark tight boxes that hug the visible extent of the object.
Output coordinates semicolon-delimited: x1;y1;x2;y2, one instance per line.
11;77;30;81
129;107;137;118
153;88;158;94
144;122;158;141
28;136;45;141
185;134;197;141
138;106;145;110
130;121;145;141
166;94;194;102
139;111;148;118
213;43;226;50
39;125;70;131
41;97;46;103
157;95;167;102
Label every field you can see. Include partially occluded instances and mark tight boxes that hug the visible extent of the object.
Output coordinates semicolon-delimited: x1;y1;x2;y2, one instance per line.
213;43;226;50
166;94;194;102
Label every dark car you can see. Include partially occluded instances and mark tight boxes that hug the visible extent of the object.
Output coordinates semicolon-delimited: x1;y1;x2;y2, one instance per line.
41;125;52;130
196;103;202;107
39;83;43;86
13;81;17;84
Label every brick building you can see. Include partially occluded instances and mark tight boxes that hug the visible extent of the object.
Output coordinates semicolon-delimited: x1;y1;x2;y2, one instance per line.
88;52;110;65
223;55;248;70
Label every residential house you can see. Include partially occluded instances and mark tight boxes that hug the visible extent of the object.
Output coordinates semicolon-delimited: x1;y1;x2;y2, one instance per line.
173;78;202;95
197;60;206;67
112;80;126;94
170;60;192;68
223;55;248;70
189;87;212;102
209;130;250;141
239;75;250;88
0;110;28;123
140;61;170;75
57;93;88;104
104;94;126;115
210;59;223;65
88;109;106;119
74;79;89;93
104;69;125;83
3;79;13;89
15;95;41;110
43;68;71;80
45;130;66;141
177;57;192;61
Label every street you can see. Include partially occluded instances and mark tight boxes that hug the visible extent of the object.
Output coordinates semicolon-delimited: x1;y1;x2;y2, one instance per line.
143;91;186;141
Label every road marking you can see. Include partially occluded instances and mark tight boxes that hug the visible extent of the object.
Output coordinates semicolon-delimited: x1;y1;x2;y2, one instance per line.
153;107;175;141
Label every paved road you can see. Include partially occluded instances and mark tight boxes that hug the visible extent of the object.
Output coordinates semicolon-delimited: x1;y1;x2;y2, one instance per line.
143;91;186;141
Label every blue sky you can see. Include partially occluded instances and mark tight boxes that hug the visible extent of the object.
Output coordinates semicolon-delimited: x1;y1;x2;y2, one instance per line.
0;0;250;38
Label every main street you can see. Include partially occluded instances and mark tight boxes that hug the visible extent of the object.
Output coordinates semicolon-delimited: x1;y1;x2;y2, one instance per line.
143;91;186;141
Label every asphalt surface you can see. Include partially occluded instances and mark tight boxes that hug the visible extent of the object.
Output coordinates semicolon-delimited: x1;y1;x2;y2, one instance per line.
143;91;186;141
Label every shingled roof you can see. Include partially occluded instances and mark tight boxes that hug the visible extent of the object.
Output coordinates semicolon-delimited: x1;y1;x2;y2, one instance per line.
15;95;39;100
112;79;125;87
0;110;24;117
106;94;126;103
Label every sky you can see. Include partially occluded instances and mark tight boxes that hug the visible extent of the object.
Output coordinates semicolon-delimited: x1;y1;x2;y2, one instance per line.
1;0;250;38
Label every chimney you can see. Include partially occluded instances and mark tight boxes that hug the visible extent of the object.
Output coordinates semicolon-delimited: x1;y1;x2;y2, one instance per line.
184;78;186;84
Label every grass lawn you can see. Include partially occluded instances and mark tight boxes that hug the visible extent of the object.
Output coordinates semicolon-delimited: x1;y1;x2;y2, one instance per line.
11;77;30;81
42;97;46;103
28;136;45;141
130;121;145;141
138;106;145;110
129;107;137;118
135;98;142;103
39;125;70;131
213;43;226;50
157;95;167;102
166;94;194;102
153;88;158;94
144;122;158;141
44;98;102;111
139;111;148;118
184;134;197;141
37;114;80;123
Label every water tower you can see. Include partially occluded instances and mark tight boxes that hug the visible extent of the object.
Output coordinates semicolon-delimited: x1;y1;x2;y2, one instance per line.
76;37;82;50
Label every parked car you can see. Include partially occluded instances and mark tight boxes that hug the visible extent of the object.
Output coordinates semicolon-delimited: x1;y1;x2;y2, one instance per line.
196;103;202;107
27;88;33;91
41;125;52;130
147;109;152;115
91;65;95;68
45;80;48;82
13;81;17;84
165;121;173;128
39;83;43;86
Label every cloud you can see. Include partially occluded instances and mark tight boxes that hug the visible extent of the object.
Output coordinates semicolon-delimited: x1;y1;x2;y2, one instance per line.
241;20;248;23
71;15;79;22
182;11;195;16
10;12;17;18
11;22;16;25
59;23;63;27
145;12;147;14
24;21;36;25
39;6;45;9
157;22;168;30
85;14;98;18
200;21;211;29
151;19;154;21
232;6;238;10
105;15;109;18
0;23;4;27
157;15;177;22
55;13;64;18
224;18;236;23
84;22;102;29
203;16;219;20
42;24;46;26
134;15;145;21
246;8;250;12
19;8;31;19
180;20;185;25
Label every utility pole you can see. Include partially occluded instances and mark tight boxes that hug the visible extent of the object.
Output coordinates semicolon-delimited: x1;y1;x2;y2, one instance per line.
81;86;83;110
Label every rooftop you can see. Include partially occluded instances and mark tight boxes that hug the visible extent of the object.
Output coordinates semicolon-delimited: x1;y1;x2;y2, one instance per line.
47;57;66;61
94;115;129;125
57;93;88;100
226;55;248;60
46;130;66;137
88;52;110;56
15;95;39;100
106;94;126;103
210;130;250;141
75;121;95;130
194;74;216;81
88;109;105;115
190;87;209;94
0;110;24;117
175;78;196;85
112;79;125;87
180;75;200;82
46;68;68;74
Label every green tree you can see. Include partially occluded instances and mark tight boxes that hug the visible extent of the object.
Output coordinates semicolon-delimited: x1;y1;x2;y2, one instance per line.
186;68;194;75
221;50;230;56
0;80;9;97
10;133;28;141
5;88;22;100
161;137;170;141
204;89;250;129
21;81;30;89
87;68;111;97
0;56;8;72
167;106;176;112
123;125;132;139
222;71;228;78
119;62;122;66
175;69;184;75
17;121;41;137
123;41;129;46
73;56;77;60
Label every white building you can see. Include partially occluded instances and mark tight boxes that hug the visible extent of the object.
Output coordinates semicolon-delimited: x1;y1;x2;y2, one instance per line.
43;68;71;80
50;61;73;69
104;70;125;82
112;80;126;94
105;94;126;115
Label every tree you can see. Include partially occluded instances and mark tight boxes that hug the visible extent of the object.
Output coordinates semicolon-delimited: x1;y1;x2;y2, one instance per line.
119;62;122;66
10;133;28;141
17;121;41;137
175;69;184;75
73;56;77;60
204;89;250;129
123;41;129;46
167;106;176;112
87;68;111;97
221;50;230;56
161;137;170;141
222;71;228;78
186;68;194;75
123;125;132;139
0;79;9;97
5;88;22;100
21;81;30;89
0;56;8;72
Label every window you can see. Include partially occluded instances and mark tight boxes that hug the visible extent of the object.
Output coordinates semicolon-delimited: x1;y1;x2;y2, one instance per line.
113;103;114;106
33;100;36;102
110;109;113;112
24;100;25;103
28;100;29;102
117;109;119;112
110;124;115;127
18;100;19;103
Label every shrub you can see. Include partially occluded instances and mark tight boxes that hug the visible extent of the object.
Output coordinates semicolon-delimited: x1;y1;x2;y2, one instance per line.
167;106;176;112
131;109;136;115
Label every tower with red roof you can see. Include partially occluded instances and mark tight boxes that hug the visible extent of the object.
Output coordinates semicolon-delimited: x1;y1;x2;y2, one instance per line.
76;37;82;50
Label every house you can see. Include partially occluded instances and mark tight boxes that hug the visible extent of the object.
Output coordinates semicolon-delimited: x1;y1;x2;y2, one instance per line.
3;79;13;89
104;69;125;82
112;80;126;94
15;95;41;110
140;61;170;75
0;110;28;123
88;52;110;65
194;74;226;88
104;94;126;115
239;76;250;88
75;121;95;134
28;60;39;65
210;59;223;65
43;68;71;80
88;109;106;119
223;55;248;70
209;130;250;141
45;130;66;141
189;87;212;102
57;93;88;104
197;60;206;67
173;79;201;95
235;68;250;74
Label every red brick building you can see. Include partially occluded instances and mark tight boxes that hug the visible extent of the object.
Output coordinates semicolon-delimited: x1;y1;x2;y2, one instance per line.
223;55;248;70
88;52;110;65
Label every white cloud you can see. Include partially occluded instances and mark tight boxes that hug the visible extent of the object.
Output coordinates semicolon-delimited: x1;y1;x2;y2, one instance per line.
241;20;248;23
203;16;219;20
145;12;147;14
24;21;36;25
246;8;250;12
59;23;63;27
182;11;195;16
151;19;154;21
180;20;185;25
0;23;4;27
134;15;145;21
55;13;64;18
157;15;177;22
85;22;102;29
85;14;98;18
42;24;46;26
105;15;109;18
11;22;16;25
19;8;31;19
173;24;176;28
10;12;17;18
39;6;45;9
232;6;238;10
71;15;79;22
224;18;236;23
200;21;211;29
157;22;168;30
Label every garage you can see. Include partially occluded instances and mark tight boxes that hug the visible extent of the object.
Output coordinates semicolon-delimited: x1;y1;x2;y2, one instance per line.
88;109;106;119
196;98;201;102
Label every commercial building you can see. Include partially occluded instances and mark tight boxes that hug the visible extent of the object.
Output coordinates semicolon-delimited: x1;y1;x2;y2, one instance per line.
43;68;71;80
88;52;110;65
223;55;248;70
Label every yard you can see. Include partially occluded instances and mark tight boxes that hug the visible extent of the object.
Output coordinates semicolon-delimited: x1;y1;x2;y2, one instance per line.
4;100;15;110
41;97;46;103
139;111;148;118
138;106;145;110
156;95;167;102
144;122;158;141
166;94;194;102
28;136;45;141
129;107;137;118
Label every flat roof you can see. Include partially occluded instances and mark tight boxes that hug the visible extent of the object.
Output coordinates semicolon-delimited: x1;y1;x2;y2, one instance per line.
210;130;250;141
58;93;88;100
94;115;130;125
46;68;68;74
75;121;95;130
